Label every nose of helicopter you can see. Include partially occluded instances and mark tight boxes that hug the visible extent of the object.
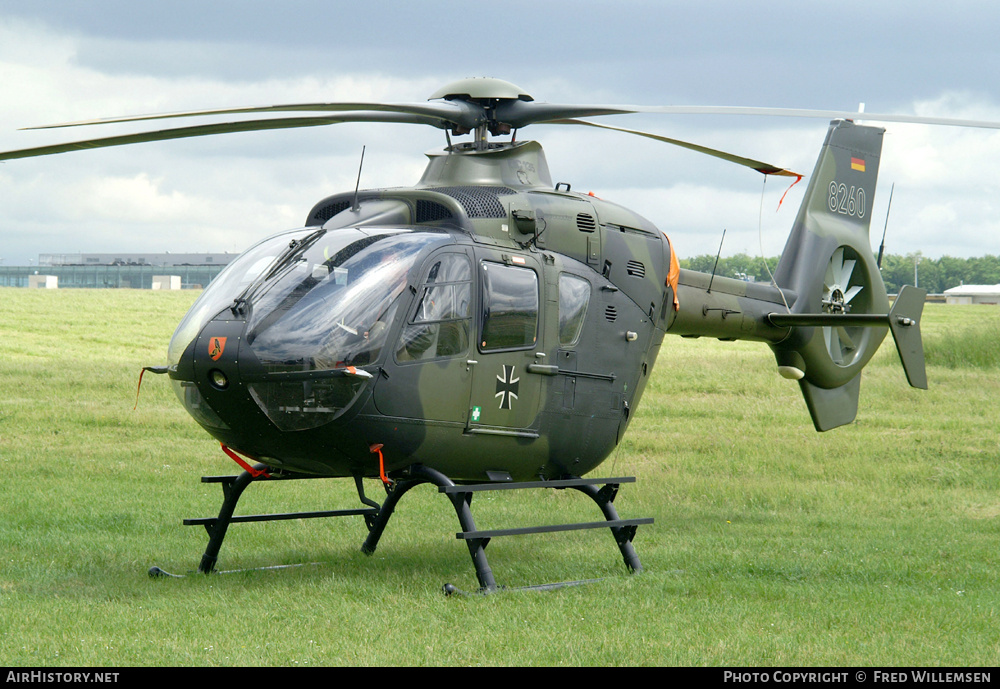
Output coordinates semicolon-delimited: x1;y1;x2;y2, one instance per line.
164;225;454;475
169;313;275;451
167;309;377;475
188;316;252;428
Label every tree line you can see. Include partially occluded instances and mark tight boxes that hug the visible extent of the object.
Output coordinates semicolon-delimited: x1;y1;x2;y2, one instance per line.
678;252;1000;295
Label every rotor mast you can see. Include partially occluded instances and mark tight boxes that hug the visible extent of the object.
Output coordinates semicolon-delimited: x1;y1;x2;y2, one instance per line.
428;77;530;151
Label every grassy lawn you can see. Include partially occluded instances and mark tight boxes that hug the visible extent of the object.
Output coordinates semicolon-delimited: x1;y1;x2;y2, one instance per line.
0;288;997;666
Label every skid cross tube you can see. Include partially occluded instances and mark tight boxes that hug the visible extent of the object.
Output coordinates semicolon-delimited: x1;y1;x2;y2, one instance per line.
183;462;379;574
360;465;497;588
361;466;652;592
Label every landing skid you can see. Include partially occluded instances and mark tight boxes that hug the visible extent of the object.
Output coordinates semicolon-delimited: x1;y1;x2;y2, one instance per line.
148;562;321;578
151;462;652;592
442;578;605;597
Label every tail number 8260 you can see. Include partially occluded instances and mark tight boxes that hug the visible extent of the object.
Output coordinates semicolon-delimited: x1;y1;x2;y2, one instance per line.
828;181;866;218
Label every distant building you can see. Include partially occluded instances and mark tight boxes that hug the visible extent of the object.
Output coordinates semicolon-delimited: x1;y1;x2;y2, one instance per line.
39;252;232;267
28;275;58;289
943;284;1000;305
0;252;234;289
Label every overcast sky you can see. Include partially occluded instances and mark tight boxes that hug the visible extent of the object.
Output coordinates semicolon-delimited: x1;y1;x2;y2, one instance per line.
2;1;999;266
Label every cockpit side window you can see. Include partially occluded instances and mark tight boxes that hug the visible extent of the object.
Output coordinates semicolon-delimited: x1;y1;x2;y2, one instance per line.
396;252;472;361
479;261;539;352
558;272;591;347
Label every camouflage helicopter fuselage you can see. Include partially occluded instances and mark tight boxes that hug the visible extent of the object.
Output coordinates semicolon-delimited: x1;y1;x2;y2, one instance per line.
168;139;677;480
167;119;919;482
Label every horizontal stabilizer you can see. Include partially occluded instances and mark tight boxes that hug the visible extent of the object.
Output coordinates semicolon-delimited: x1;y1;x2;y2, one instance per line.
766;285;927;391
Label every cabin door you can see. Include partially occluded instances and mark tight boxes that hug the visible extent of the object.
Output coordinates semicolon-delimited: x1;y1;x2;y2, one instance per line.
465;249;544;437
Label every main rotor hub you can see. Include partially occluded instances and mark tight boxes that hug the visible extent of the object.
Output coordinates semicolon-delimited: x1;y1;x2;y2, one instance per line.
428;77;534;103
429;78;535;142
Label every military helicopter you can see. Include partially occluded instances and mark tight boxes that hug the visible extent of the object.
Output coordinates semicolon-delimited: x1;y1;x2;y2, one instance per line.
1;77;982;591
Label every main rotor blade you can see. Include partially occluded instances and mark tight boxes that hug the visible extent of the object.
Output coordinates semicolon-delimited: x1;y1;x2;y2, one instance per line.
21;101;479;132
491;98;1000;130
548;118;801;177
21;95;1000;136
0;112;445;161
619;105;1000;130
494;101;635;128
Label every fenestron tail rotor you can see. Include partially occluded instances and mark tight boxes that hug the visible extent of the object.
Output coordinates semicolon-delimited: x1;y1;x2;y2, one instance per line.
822;246;867;366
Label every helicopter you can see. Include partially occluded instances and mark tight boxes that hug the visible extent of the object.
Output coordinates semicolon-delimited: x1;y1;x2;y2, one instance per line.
1;77;981;591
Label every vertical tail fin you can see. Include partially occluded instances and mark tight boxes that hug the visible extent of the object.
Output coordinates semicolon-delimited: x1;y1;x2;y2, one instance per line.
769;120;896;431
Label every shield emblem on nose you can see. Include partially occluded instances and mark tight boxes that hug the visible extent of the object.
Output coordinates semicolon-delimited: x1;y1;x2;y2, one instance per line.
208;336;227;361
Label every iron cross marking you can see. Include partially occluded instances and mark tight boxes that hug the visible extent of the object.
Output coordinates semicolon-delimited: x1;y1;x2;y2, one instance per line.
495;364;520;410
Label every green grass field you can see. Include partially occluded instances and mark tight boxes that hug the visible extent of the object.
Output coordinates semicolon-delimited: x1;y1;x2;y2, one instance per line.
1;288;997;666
